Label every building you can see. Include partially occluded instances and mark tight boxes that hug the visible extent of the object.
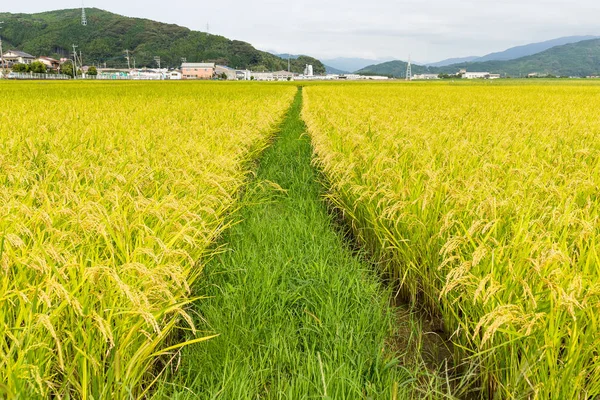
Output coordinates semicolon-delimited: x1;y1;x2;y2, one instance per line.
251;71;274;81
215;65;237;80
36;56;61;71
181;62;215;79
304;64;314;76
236;69;251;80
3;50;35;66
412;73;440;80
128;69;166;80
462;71;497;79
167;70;182;80
272;70;295;81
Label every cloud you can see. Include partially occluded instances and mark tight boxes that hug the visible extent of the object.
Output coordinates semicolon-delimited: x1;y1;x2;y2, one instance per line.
4;0;600;62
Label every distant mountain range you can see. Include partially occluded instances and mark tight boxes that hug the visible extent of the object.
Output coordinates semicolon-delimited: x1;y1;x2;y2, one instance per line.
321;57;395;73
427;36;599;67
359;37;600;77
0;9;326;73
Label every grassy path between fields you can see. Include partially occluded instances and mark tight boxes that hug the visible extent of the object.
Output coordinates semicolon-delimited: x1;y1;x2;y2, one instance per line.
156;88;435;399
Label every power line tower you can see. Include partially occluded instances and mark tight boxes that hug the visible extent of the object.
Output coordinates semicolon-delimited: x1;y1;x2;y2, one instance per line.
154;56;161;69
81;2;87;26
206;23;210;35
405;55;412;81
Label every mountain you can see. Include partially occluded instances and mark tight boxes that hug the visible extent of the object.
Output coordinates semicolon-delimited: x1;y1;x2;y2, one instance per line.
476;35;599;62
324;65;348;74
426;36;599;67
358;60;436;78
427;56;479;67
358;39;600;77
321;57;395;73
0;8;325;73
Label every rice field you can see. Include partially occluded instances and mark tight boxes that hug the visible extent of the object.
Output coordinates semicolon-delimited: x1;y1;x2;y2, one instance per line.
3;79;600;399
303;81;600;398
0;81;295;398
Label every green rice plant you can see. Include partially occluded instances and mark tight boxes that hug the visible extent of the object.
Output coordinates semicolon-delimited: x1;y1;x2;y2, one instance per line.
0;81;295;399
303;81;600;399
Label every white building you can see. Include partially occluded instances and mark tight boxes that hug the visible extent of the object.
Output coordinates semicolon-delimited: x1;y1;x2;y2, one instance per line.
463;71;491;79
128;68;166;80
251;71;274;81
412;74;439;80
167;70;182;80
2;50;35;65
304;64;314;76
273;70;295;81
236;70;251;80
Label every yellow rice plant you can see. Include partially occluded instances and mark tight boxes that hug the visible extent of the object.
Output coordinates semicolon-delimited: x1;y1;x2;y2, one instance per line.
0;81;295;398
303;81;600;398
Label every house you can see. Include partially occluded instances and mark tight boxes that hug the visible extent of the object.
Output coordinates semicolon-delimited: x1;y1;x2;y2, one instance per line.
36;56;61;71
273;70;295;81
3;50;35;66
181;62;215;79
251;71;274;81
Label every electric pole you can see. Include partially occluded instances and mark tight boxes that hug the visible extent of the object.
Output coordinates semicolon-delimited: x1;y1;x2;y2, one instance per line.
0;22;5;74
154;56;161;69
72;44;78;79
125;49;131;69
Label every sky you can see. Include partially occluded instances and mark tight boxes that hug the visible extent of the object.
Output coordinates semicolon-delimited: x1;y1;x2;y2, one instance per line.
3;0;600;62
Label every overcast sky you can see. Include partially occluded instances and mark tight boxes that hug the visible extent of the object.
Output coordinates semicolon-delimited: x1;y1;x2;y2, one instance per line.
3;0;600;62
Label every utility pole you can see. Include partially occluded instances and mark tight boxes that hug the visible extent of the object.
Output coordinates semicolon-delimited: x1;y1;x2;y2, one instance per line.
133;57;136;69
288;54;290;72
125;49;131;69
0;22;5;74
72;44;78;79
154;56;161;69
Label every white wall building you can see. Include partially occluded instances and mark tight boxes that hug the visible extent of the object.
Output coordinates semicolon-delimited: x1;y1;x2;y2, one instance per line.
412;74;440;80
304;64;314;76
251;71;274;81
463;72;491;79
167;70;182;80
273;70;295;81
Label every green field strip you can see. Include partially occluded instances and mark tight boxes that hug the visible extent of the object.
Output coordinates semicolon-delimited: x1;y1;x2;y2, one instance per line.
155;88;423;399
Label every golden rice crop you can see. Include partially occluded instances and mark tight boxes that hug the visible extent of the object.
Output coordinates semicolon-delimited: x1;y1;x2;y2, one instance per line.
0;81;295;398
303;81;600;399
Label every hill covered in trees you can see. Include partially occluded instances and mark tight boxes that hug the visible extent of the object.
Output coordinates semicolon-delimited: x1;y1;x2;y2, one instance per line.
0;8;325;73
